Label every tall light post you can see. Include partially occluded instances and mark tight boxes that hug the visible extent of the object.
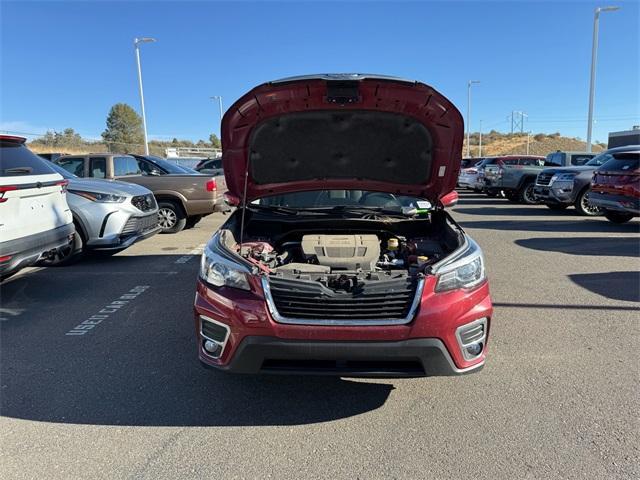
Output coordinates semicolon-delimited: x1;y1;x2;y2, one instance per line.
586;6;620;152
466;80;480;157
134;37;156;155
210;95;223;139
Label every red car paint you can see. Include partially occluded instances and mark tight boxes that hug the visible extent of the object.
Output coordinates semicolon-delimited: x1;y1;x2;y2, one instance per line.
195;276;491;371
194;74;492;376
221;76;463;205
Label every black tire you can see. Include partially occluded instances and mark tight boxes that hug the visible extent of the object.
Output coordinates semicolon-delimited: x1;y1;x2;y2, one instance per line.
517;181;538;205
38;228;84;267
157;201;187;234
604;211;634;224
546;203;569;211
486;190;499;198
505;191;519;202
574;188;601;216
185;215;203;230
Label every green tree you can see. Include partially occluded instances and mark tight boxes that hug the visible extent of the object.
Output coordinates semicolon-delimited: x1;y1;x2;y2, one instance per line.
209;133;221;149
101;103;144;153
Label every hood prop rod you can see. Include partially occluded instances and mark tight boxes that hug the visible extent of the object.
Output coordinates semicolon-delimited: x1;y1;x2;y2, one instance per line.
238;157;250;256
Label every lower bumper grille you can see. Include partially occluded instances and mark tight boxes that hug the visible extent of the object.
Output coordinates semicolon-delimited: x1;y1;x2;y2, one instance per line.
263;276;423;326
121;213;159;235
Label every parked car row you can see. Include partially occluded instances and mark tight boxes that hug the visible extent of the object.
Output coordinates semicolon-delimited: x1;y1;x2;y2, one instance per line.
458;146;640;223
0;136;230;280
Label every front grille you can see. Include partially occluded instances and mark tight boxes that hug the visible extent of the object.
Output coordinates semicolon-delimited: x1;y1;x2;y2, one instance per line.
265;276;420;323
131;194;157;212
121;213;159;235
536;172;555;186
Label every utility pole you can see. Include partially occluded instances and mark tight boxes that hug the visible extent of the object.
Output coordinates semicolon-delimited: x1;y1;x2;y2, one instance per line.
479;120;483;157
526;131;531;155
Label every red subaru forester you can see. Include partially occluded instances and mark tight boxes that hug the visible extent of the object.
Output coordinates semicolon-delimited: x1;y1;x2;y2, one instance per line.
194;74;492;376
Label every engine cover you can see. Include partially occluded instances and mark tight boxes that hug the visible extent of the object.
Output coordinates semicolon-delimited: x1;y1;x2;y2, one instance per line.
301;234;380;271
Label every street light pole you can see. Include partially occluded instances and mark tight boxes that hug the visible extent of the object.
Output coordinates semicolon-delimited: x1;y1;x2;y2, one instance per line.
479;120;483;157
134;37;156;155
586;6;620;152
466;80;480;157
210;95;223;134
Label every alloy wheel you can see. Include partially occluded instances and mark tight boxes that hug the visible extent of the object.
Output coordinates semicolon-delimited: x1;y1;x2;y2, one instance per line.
580;190;601;216
523;184;537;204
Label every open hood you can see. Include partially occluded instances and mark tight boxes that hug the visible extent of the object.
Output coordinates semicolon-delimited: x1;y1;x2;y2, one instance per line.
221;74;463;205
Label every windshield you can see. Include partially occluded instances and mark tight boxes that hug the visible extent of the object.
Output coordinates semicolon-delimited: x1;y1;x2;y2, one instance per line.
48;161;77;179
145;156;193;174
256;190;430;210
586;151;639;167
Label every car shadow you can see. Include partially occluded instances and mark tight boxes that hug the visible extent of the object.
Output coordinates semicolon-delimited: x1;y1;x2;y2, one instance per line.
453;206;570;217
568;271;640;303
515;237;640;257
0;255;394;427
460;218;640;233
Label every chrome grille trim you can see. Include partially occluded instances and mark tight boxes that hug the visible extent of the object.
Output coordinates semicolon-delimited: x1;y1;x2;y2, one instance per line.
262;276;425;326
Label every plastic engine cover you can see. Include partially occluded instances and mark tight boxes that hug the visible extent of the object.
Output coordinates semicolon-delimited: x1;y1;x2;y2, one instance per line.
301;234;380;271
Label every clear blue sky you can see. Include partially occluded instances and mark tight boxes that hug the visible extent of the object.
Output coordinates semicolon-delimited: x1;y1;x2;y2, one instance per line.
1;0;638;144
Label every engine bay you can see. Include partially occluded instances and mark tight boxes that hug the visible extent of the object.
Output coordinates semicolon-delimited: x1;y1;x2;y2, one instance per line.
235;231;448;290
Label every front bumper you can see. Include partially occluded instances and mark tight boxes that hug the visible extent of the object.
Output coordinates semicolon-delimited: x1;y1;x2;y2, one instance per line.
534;183;575;204
0;223;74;276
589;192;640;215
91;224;162;251
194;275;493;377
200;337;484;377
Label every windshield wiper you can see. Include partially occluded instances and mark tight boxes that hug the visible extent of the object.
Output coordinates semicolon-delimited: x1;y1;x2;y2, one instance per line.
4;167;33;175
303;205;411;217
247;204;301;215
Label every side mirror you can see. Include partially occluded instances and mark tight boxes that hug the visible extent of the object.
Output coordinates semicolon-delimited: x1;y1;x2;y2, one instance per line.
440;190;459;208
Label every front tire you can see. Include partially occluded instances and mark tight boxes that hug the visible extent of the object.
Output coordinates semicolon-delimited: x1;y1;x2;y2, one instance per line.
518;181;538;205
158;201;187;233
604;211;634;224
546;203;569;211
574;188;601;216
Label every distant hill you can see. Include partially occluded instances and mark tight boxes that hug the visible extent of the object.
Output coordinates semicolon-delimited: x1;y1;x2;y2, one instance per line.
463;131;606;158
26;128;605;159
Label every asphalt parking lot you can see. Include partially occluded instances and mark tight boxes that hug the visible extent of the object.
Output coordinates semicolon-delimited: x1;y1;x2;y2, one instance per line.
1;192;639;480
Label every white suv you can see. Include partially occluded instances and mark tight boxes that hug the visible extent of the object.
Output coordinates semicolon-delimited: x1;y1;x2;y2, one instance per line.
0;135;74;280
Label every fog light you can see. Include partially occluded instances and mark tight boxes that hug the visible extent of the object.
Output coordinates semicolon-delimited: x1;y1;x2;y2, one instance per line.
466;343;483;356
203;340;222;357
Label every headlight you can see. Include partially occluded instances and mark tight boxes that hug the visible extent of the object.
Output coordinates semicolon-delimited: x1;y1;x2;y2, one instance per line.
552;173;577;183
434;238;486;292
70;190;126;203
199;243;251;291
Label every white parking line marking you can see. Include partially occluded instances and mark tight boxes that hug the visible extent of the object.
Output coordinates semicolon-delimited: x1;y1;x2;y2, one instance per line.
65;285;150;336
174;243;206;264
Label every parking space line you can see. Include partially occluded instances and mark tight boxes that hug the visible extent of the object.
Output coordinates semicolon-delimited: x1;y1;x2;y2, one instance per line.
65;285;150;336
174;243;206;264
